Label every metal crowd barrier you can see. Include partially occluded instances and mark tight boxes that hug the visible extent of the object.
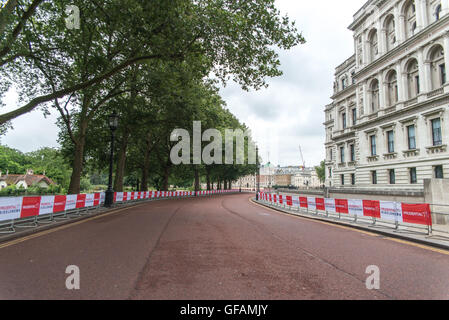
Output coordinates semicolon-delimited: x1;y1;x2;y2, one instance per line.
0;190;240;235
256;193;449;239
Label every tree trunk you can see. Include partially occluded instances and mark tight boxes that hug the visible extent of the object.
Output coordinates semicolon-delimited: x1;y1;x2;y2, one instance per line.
206;168;211;191
194;167;200;192
67;138;85;194
140;132;152;191
67;120;88;194
162;159;171;191
224;180;228;190
113;129;129;192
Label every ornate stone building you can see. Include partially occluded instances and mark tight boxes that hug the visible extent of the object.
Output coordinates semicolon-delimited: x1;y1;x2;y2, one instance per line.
325;0;449;190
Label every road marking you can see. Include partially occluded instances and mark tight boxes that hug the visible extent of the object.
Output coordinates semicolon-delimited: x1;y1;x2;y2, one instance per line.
384;237;449;256
249;199;449;256
0;203;148;250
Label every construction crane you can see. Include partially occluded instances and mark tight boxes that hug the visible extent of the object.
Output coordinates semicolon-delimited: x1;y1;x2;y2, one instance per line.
299;145;306;171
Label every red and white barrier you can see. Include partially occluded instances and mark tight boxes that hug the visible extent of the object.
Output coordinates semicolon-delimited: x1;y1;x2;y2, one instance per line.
0;192;106;223
259;192;433;227
0;189;238;225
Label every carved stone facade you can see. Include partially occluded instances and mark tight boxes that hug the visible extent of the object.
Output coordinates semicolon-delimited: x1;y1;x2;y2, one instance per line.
325;0;449;190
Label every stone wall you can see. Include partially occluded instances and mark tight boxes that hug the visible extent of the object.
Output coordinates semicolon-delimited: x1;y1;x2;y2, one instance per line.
424;179;449;226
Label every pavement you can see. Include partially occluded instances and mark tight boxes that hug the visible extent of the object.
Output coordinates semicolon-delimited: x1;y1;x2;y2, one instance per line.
0;193;448;300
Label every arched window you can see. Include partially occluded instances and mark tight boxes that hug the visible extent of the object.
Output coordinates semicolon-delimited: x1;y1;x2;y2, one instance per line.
370;79;380;112
404;1;417;39
429;45;446;89
435;3;442;21
369;29;378;62
341;76;348;90
406;59;420;98
387;70;398;106
385;15;396;51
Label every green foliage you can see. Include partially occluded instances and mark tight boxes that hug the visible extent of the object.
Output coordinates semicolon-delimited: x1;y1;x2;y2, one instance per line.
0;183;66;197
1;0;304;193
0;144;72;189
79;177;92;193
315;160;326;184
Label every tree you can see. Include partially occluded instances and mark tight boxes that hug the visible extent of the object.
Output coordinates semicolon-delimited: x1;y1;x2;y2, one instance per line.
315;160;325;184
0;0;304;124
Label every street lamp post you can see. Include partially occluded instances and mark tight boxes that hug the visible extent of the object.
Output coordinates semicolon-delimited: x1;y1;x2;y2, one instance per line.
105;111;119;208
256;146;260;201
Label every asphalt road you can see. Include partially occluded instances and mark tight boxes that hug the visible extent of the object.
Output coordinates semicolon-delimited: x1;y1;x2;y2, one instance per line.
0;193;448;300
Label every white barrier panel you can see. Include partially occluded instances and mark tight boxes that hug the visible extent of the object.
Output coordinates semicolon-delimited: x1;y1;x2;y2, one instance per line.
100;192;106;204
380;201;403;222
325;198;336;213
39;196;55;215
85;194;95;207
348;199;364;216
0;197;23;222
116;192;124;202
307;197;316;211
292;196;300;207
65;195;77;211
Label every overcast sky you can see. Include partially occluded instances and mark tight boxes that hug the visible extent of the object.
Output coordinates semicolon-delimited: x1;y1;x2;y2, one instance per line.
1;0;366;167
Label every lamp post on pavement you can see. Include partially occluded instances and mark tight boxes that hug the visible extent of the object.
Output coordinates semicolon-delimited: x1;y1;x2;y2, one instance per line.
256;146;260;201
105;110;119;208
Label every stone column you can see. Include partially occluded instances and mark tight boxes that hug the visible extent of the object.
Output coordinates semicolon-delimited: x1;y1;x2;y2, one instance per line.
381;28;388;55
396;63;405;102
443;32;449;75
417;47;427;94
363;82;369;115
365;39;371;65
378;73;385;110
442;0;449;16
424;61;432;92
443;32;449;93
401;68;409;101
415;0;427;32
415;0;424;33
395;6;405;44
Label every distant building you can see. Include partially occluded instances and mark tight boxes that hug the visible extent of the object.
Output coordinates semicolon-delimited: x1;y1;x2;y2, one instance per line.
274;174;292;187
292;169;321;189
233;163;322;190
0;169;55;190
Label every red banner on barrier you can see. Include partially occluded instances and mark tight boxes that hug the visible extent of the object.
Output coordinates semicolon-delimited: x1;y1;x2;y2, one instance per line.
76;194;86;209
336;199;349;214
53;195;66;213
286;196;293;206
94;193;100;206
299;197;308;208
316;198;325;211
21;196;41;218
402;203;432;226
363;200;381;218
